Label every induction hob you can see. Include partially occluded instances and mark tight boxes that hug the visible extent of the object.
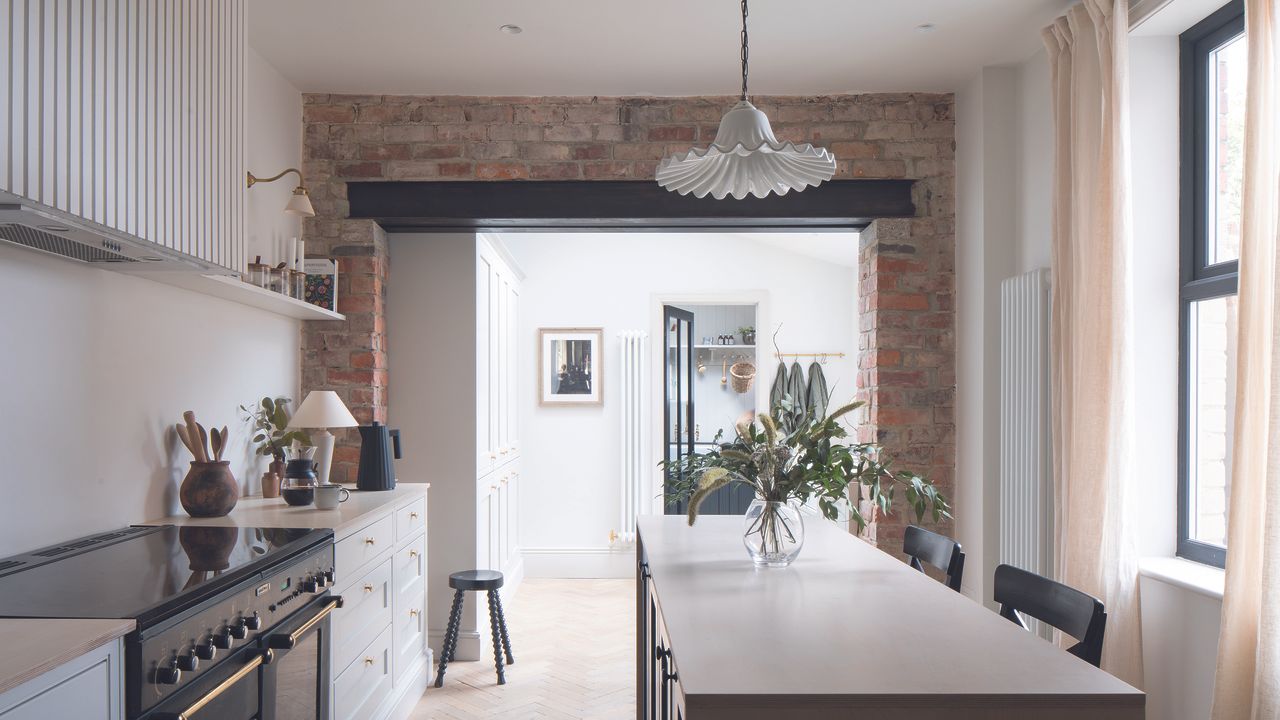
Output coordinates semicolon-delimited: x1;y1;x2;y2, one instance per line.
0;524;332;629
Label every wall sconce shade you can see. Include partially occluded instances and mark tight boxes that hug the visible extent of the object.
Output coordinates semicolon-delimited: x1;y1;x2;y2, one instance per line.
247;168;316;217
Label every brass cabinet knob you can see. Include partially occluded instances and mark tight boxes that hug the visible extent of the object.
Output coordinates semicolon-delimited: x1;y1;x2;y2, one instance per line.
409;549;419;559
363;583;374;593
364;657;374;666
409;608;419;618
364;537;376;546
409;511;419;519
489;452;497;459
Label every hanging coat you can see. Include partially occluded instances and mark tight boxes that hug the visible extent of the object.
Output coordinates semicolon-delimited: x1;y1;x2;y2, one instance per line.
770;362;789;420
806;362;829;419
787;361;808;427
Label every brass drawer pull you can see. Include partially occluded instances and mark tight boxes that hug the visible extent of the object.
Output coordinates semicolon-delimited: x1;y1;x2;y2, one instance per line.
409;608;419;618
364;537;376;546
409;511;419;519
364;656;374;666
409;550;419;559
363;583;374;593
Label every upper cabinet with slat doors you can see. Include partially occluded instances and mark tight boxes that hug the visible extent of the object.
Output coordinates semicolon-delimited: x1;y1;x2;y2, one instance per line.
1;0;246;272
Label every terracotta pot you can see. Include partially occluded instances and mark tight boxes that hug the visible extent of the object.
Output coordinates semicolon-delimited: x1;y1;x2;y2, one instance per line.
265;459;286;498
180;461;239;518
261;471;282;499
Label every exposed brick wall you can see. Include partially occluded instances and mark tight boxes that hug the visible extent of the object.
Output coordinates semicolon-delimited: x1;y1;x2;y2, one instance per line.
300;93;955;555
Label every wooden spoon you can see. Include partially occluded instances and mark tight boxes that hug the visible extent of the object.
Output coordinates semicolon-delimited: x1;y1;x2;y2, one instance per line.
182;411;207;463
210;427;223;462
197;423;211;463
176;424;197;458
219;426;229;460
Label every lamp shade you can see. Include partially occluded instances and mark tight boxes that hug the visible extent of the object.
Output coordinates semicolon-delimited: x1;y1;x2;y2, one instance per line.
285;188;316;217
289;390;358;429
656;100;836;200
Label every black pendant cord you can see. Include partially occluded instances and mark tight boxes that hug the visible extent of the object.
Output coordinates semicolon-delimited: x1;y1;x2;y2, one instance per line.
740;0;750;101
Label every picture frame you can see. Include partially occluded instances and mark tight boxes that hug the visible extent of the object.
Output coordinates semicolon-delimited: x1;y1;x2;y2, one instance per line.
539;328;603;405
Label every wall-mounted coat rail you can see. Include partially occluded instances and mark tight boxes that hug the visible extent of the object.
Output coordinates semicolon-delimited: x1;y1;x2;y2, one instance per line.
775;352;846;361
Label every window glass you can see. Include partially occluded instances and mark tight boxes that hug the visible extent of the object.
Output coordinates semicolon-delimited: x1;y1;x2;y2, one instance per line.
1208;35;1247;265
1187;295;1237;548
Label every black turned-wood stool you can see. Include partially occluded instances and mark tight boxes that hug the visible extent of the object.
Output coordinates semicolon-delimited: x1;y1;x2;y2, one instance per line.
434;569;515;687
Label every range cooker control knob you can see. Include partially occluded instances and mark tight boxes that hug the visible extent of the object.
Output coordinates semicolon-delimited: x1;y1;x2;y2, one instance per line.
155;665;181;685
176;654;199;672
301;576;320;593
324;570;335;585
229;620;248;640
193;642;216;660
245;613;263;631
211;629;233;649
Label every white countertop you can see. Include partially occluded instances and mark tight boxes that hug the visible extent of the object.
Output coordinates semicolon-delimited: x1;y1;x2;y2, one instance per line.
144;482;429;538
639;515;1143;714
0;618;134;696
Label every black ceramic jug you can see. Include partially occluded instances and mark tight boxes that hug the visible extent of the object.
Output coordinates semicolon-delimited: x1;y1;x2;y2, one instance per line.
356;421;401;491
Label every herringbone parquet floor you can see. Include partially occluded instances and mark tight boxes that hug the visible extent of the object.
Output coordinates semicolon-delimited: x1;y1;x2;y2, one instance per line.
412;579;635;720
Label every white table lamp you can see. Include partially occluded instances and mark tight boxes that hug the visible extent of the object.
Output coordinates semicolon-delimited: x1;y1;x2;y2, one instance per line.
288;390;359;485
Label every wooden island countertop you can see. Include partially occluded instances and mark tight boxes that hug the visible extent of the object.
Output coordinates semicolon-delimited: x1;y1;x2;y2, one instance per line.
637;515;1143;720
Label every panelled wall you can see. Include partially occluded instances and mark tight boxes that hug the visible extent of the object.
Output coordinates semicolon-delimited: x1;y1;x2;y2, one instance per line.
1;0;246;271
299;93;956;556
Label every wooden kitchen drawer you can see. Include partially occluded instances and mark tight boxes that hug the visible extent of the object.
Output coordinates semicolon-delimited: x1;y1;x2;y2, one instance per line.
334;624;393;720
395;497;426;543
332;558;392;676
335;514;395;581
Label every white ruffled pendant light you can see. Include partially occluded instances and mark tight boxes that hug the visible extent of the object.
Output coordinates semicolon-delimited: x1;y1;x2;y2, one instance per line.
656;0;836;200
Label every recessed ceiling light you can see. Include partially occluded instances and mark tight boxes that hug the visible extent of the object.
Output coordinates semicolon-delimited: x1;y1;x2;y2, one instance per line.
916;23;937;33
499;24;523;35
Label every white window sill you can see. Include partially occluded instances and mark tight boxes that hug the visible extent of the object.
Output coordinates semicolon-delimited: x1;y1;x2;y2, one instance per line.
1139;556;1225;601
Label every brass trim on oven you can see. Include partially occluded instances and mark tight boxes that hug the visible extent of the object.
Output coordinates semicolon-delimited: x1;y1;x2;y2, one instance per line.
174;649;272;720
268;597;343;650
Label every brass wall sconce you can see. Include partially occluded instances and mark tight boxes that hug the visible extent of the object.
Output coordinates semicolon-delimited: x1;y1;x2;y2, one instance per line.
246;168;315;217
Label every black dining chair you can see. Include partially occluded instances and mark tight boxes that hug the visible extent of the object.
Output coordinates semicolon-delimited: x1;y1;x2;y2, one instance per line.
903;525;965;592
993;564;1107;667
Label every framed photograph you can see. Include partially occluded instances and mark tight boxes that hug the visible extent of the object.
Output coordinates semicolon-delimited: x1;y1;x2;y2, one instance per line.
539;328;603;405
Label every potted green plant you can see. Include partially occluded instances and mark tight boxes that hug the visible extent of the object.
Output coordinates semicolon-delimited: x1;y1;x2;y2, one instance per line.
662;400;950;567
239;397;311;497
738;325;756;345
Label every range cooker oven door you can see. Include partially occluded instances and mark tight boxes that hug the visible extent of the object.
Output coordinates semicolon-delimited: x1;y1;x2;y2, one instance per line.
263;594;340;720
148;594;340;720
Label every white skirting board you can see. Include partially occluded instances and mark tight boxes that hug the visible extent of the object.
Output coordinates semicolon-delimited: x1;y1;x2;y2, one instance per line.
521;546;637;579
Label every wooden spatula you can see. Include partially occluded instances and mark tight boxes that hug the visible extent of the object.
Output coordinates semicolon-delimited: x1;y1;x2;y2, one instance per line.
182;411;207;462
210;427;222;462
176;423;197;458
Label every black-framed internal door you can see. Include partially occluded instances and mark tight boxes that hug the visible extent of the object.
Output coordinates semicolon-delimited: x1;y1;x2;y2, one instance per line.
663;306;695;516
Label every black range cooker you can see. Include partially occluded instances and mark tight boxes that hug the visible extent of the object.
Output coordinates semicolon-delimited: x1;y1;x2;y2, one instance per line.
0;524;340;720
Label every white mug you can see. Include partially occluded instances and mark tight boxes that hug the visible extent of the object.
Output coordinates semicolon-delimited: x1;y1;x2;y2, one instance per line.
314;484;351;510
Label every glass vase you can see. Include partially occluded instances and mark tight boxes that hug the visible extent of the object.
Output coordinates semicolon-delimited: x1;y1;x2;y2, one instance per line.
743;498;805;567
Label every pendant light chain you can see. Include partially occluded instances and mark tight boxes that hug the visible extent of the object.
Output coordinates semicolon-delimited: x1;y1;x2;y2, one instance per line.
740;0;749;101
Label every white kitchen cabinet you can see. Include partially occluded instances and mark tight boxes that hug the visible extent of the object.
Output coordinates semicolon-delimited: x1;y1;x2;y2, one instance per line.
477;239;522;479
0;0;247;272
0;639;122;720
477;457;521;581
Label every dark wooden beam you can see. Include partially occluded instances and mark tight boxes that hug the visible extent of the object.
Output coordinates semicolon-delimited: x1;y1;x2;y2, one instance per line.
346;179;915;232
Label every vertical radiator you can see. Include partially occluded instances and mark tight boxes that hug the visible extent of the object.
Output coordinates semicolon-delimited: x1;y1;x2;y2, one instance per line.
999;269;1053;615
617;331;650;544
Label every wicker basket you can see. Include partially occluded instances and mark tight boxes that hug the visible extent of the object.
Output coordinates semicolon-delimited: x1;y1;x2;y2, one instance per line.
729;361;756;394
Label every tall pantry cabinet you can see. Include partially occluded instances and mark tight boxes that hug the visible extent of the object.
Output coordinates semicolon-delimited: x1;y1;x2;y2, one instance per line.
387;233;522;661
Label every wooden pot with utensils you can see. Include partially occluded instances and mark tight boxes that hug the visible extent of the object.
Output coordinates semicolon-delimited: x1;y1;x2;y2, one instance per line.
180;461;238;517
175;410;238;517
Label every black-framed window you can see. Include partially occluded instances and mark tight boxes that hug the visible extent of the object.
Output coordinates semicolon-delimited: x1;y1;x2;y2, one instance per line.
1178;0;1245;568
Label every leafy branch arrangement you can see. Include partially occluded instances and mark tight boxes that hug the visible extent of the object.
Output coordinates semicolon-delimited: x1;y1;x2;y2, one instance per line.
662;400;951;533
239;397;310;464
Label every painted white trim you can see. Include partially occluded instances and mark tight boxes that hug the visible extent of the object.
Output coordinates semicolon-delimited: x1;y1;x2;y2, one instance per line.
522;545;637;578
1138;556;1225;601
427;629;482;662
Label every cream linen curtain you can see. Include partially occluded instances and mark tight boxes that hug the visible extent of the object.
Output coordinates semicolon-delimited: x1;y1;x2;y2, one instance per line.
1212;0;1280;717
1042;0;1144;686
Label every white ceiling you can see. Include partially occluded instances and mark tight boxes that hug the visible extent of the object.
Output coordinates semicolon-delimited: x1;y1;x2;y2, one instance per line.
249;1;1073;97
748;233;860;268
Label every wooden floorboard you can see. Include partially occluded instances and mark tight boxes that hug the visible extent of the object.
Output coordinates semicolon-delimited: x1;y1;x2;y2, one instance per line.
413;578;635;720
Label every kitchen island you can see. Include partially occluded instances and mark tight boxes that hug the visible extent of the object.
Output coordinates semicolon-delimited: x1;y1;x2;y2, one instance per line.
637;516;1143;720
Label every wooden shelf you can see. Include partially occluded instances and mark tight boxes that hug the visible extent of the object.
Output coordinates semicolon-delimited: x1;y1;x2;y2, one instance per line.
148;273;345;321
694;344;755;349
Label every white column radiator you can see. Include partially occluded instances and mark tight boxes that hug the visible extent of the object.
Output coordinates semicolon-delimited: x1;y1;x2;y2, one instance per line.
999;270;1053;605
617;331;650;544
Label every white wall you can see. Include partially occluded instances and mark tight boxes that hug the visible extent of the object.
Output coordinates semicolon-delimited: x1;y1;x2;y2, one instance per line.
0;244;299;554
500;232;858;576
954;66;1020;605
0;49;305;555
245;47;305;269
